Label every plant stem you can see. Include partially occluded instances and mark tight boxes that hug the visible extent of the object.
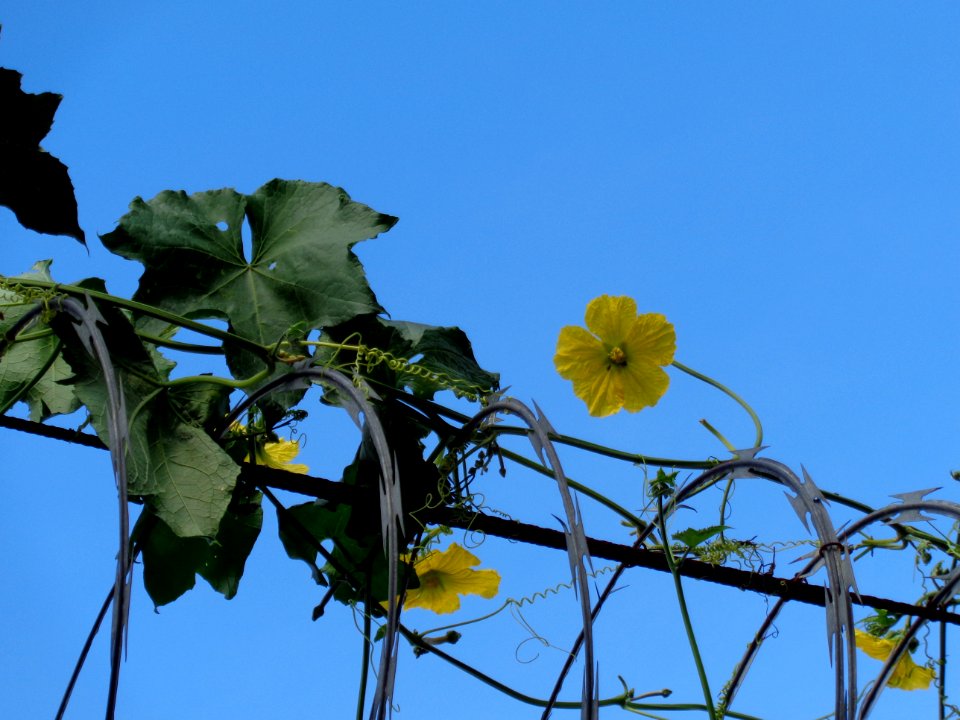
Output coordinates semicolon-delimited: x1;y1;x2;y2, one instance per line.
356;601;372;720
7;277;272;359
657;494;716;719
165;364;273;390
499;447;649;530
671;360;763;449
396;624;647;710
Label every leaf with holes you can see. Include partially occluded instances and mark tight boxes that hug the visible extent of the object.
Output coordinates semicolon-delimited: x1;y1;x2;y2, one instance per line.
100;180;397;381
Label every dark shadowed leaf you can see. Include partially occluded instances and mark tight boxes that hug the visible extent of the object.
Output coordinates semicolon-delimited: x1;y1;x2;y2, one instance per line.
135;486;262;607
278;498;411;604
0;68;84;244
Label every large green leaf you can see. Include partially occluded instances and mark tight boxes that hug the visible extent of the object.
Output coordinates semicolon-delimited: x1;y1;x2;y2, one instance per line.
0;260;80;419
100;179;397;381
146;420;241;538
0;66;84;244
53;297;239;537
135;486;263;607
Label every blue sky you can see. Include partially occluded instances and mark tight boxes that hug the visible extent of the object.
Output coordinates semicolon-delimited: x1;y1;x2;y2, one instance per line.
2;3;959;718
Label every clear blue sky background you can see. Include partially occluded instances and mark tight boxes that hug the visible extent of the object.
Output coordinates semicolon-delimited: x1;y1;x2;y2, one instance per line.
2;3;958;718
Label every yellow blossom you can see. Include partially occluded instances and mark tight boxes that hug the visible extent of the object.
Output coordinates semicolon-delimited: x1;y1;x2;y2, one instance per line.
397;543;501;615
854;630;936;691
554;295;676;417
231;423;309;474
256;437;309;474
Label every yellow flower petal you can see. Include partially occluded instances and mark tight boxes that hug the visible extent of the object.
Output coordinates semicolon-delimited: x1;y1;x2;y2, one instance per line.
554;326;607;377
626;312;677;365
554;296;676;417
259;439;309;474
233;423;310;474
855;630;896;661
854;630;936;691
889;654;937;691
620;357;670;412
399;543;501;615
584;295;638;345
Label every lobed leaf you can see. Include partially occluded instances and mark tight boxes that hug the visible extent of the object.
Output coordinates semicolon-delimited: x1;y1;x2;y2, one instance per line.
100;179;397;383
0;66;84;243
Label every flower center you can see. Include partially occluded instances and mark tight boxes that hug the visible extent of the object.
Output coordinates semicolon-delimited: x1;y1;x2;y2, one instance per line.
420;571;442;589
607;346;627;366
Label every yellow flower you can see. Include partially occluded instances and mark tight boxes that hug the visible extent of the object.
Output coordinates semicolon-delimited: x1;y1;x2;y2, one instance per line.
399;543;501;615
554;295;676;417
255;437;309;474
854;630;936;691
231;423;309;474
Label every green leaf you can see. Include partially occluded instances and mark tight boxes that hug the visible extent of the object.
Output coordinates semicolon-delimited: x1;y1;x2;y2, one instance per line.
147;421;241;538
53;298;239;537
672;525;730;550
167;381;231;432
197;487;263;598
278;500;355;580
277;499;408;604
135;511;207;606
321;314;498;402
135;486;263;606
0;260;80;419
100;180;397;382
385;320;499;400
0;67;84;244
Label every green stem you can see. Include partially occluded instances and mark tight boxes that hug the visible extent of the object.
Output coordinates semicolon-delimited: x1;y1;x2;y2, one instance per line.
356;594;373;720
717;477;735;541
657;494;716;719
499;447;649;531
624;703;761;720
492;425;718;470
137;332;226;355
7;277;272;360
388;387;718;470
699;419;736;454
671;360;763;449
165;365;273;391
417;601;512;639
10;327;55;342
396;624;648;709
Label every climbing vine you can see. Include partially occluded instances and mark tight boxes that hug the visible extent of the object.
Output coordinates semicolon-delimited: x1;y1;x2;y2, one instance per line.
2;49;958;720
